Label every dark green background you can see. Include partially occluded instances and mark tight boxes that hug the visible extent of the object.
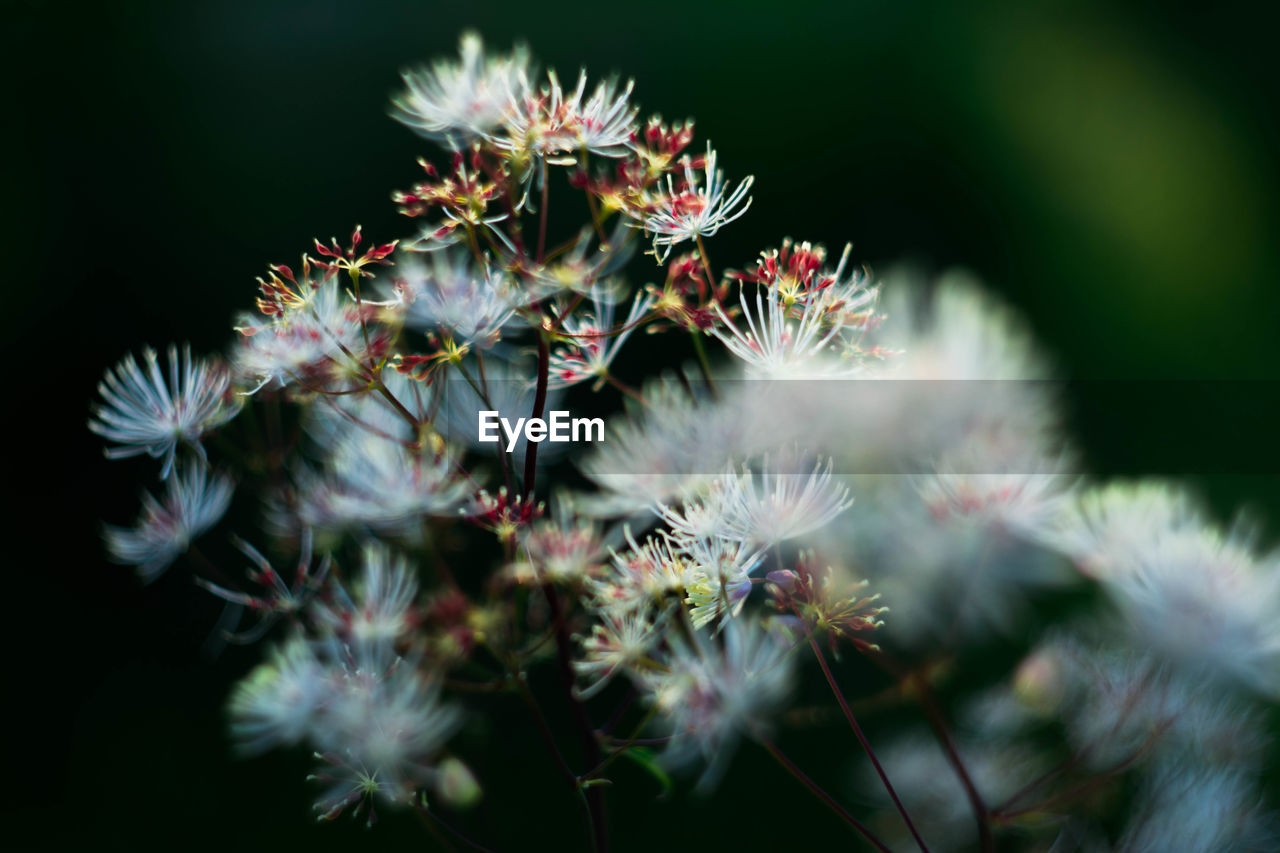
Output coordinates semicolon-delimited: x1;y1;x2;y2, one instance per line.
6;0;1279;850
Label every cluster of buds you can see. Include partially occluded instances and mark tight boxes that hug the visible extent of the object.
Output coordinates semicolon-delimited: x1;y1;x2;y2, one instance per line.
766;551;887;655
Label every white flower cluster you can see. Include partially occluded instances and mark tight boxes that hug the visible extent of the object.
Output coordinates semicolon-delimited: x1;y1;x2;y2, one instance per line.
88;32;1280;848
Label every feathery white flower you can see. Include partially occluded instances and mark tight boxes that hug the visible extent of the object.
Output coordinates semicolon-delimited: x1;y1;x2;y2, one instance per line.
315;544;420;646
579;380;744;515
228;633;330;754
104;460;233;582
573;602;671;699
390;32;530;150
547;283;653;390
589;527;689;611
293;429;470;538
310;652;461;823
638;615;795;789
497;70;638;164
398;250;522;349
679;535;762;628
1051;482;1280;694
90;344;239;479
713;285;853;378
639;145;753;261
717;456;852;546
233;281;373;395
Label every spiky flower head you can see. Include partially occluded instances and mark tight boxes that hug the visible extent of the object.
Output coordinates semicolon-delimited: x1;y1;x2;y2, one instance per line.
637;144;753;262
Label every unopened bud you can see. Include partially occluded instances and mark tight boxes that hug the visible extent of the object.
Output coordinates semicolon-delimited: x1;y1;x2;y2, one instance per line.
434;757;482;809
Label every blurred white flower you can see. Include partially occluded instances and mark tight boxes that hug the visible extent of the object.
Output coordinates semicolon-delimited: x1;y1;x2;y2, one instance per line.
398;250;522;349
90;344;239;479
104;460;233;581
638;615;795;789
717;455;853;546
1051;482;1280;695
315;543;420;646
390;32;530;150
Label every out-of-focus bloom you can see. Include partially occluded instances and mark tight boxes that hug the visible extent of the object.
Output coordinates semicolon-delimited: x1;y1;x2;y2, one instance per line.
862;733;1048;853
390;32;530;150
638;145;753;261
1119;763;1272;853
1036;637;1266;771
515;509;604;584
309;653;462;824
90;344;239;479
228;632;330;754
104;460;234;581
579;379;745;515
292;429;470;538
1050;482;1280;695
573;602;671;699
547;283;653;390
231;632;462;825
919;435;1076;541
197;529;332;643
234;276;383;395
315;544;421;646
637;615;795;789
397;250;522;350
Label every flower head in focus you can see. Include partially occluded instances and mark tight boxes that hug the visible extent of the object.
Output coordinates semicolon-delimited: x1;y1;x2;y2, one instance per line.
636;144;753;262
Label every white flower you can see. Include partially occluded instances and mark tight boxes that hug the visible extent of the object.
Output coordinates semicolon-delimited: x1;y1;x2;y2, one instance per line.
588;527;689;611
496;70;638;163
679;535;762;628
713;284;853;378
716;456;853;546
547;283;653;390
638;615;795;789
314;544;420;646
390;32;531;150
1119;763;1270;853
233;281;373;395
228;633;330;754
638;145;753;261
516;509;603;584
573;602;671;699
579;379;745;515
104;460;233;582
90;344;239;479
398;250;522;349
293;429;471;538
310;653;462;823
1050;482;1280;694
